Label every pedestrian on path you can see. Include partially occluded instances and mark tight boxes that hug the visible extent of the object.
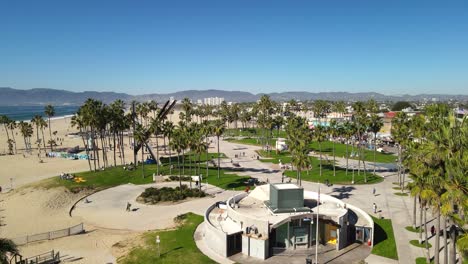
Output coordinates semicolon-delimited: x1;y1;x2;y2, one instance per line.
126;202;131;212
373;203;377;214
373;187;376;196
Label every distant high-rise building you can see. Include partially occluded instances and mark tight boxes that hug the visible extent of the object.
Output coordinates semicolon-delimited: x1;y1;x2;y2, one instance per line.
203;97;225;106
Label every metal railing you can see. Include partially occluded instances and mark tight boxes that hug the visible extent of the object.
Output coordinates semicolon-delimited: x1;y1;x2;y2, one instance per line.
11;250;60;264
11;223;84;245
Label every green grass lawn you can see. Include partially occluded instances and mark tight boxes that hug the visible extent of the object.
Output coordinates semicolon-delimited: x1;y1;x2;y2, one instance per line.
372;216;398;260
405;226;422;233
118;213;215;264
410;240;432;248
258;150;383;185
38;153;251;192
226;134;397;163
415;257;434;264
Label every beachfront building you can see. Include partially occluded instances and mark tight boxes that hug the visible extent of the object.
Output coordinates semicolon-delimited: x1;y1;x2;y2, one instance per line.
202;183;374;260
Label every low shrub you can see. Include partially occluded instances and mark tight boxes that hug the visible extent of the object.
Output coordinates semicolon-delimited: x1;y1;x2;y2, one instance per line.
139;185;206;204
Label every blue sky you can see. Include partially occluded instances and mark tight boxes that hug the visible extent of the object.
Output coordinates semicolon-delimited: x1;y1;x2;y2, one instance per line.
1;0;467;95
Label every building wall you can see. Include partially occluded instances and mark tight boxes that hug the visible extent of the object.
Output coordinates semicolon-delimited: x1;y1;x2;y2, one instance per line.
227;194;270;237
242;236;269;260
204;204;228;257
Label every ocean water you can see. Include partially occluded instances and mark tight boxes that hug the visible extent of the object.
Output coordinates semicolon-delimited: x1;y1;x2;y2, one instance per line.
0;105;79;121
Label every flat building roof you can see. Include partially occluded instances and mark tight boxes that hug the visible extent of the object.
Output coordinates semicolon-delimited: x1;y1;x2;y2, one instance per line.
273;183;301;190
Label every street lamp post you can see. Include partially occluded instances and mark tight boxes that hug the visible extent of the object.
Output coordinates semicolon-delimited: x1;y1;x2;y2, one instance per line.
315;181;320;264
156;235;160;257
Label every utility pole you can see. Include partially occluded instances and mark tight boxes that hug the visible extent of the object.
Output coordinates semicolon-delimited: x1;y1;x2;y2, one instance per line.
315;182;320;264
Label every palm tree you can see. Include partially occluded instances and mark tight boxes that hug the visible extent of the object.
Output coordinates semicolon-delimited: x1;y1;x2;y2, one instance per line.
368;114;383;175
170;129;184;189
134;124;149;178
181;97;193;123
329;120;338;176
201;120;212;180
0;115;13;154
71;113;93;171
313;125;327;177
163;121;175;174
44;104;55;151
391;112;409;187
213;120;225;179
19;121;33;153
0;238;18;263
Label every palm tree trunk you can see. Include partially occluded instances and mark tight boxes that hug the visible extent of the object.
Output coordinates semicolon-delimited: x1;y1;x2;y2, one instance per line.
206;137;209;180
141;142;145;178
11;127;17;154
41;128;46;154
413;195;417;228
419;200;423;243
182;149;185;176
332;140;336;176
449;223;457;264
424;206;430;262
443;216;448;264
217;135;220;179
113;133;117;166
435;210;440;264
345;139;349;176
319;142;322;177
48;117;53;151
168;135;172;175
156;135;160;176
177;153;182;189
373;132;377;175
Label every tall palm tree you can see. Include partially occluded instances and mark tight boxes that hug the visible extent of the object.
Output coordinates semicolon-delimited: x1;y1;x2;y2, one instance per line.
329;120;338;176
44;104;55;151
0;238;19;263
313;125;327;177
71;113;93;171
18;121;33;152
163;121;175;174
170;129;184;189
213;120;225;179
1;115;14;154
133;124;149;178
368;114;383;175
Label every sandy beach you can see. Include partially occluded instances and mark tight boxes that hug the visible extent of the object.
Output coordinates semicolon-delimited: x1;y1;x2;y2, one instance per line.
0;111;187;263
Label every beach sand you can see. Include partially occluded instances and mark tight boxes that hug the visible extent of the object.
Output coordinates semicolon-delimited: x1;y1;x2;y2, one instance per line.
0;112;184;263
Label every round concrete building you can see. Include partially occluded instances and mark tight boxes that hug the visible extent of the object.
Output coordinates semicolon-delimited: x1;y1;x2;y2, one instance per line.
201;183;374;261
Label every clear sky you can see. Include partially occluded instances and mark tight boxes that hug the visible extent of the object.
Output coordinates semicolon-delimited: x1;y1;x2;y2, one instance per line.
1;0;467;95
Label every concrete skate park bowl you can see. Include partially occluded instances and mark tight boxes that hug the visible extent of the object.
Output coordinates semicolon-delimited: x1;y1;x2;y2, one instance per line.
201;183;374;262
72;182;238;231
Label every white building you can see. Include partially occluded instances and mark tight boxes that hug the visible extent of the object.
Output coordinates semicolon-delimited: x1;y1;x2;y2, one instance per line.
203;97;225;106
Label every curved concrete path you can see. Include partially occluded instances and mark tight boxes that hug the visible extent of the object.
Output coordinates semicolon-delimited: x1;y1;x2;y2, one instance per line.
74;181;239;231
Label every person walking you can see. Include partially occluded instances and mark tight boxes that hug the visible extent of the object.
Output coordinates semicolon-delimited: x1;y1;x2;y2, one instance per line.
126;202;131;212
373;203;377;214
372;187;376;196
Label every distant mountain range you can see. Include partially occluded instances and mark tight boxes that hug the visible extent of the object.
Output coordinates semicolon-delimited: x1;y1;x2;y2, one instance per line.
0;87;467;106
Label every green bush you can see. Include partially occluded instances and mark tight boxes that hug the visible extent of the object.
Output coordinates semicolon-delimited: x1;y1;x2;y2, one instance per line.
139;185;206;204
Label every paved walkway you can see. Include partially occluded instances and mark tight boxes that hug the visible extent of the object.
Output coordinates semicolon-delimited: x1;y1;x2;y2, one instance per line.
214;138;432;264
73;181;239;231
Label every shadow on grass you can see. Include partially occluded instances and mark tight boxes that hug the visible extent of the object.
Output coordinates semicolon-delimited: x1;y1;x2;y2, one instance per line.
373;222;388;246
225;178;251;189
